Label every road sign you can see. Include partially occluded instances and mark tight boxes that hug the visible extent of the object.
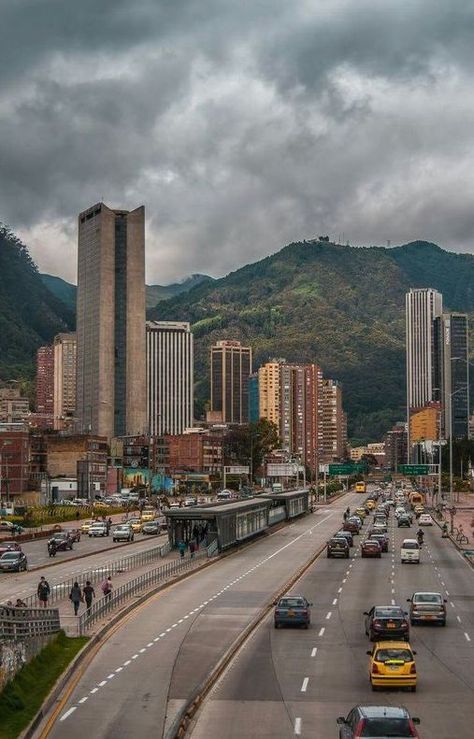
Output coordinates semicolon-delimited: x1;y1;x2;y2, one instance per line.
225;466;250;475
398;464;430;475
328;463;366;476
267;463;298;477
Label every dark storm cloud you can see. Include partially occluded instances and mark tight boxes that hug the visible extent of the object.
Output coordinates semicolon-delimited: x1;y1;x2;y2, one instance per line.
2;0;474;282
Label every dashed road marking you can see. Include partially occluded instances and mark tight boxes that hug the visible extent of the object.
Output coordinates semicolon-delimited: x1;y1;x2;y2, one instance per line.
301;677;309;692
311;647;318;657
326;611;332;620
318;627;325;637
295;717;302;735
60;707;77;721
465;632;471;642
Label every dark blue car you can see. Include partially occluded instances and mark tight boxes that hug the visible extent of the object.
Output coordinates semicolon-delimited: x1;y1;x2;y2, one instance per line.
274;595;312;628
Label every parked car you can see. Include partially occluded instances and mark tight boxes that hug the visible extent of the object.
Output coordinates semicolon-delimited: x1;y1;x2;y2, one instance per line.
407;591;447;626
418;513;433;526
337;705;420;738
142;520;160;535
361;539;382;558
0;541;21;557
112;524;134;542
367;641;417;692
48;531;74;551
364;605;410;641
274;595;312;628
327;537;350;558
0;520;24;535
0;551;28;572
88;522;108;537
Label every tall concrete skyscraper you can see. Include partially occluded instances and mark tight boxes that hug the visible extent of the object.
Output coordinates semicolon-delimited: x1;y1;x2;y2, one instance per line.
406;288;443;412
434;313;470;439
77;203;146;439
210;340;252;424
146;321;194;435
36;345;54;420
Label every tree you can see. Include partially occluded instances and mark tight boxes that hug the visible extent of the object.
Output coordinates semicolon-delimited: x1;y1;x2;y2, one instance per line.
224;419;280;480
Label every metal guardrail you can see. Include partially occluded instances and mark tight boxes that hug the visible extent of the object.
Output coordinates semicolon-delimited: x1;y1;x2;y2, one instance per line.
21;541;173;609
78;548;208;634
206;538;218;557
0;605;60;640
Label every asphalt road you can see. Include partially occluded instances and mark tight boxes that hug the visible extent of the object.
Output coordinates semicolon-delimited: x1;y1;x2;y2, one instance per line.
189;509;474;739
0;530;166;604
39;492;361;739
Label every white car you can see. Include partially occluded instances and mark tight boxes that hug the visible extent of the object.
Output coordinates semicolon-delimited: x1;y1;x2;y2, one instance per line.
401;539;420;564
418;513;433;526
88;522;108;537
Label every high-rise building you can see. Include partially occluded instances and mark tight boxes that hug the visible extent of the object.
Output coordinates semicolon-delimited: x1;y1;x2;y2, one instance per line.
384;423;408;471
146;321;194;435
279;363;323;474
36;345;54;422
77;203;146;439
0;388;29;424
258;360;284;426
53;333;77;430
210;340;252;424
406;288;443;410
434;313;470;439
320;379;347;462
248;373;260;423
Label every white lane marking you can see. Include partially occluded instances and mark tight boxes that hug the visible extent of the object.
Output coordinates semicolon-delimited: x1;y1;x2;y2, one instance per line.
446;590;450;596
301;677;309;692
115;667;123;672
326;611;332;620
132;654;139;659
60;707;77;721
342;578;347;583
107;673;115;680
311;647;318;657
78;697;88;704
98;680;107;687
332;598;338;605
318;627;325;636
457;616;462;623
441;581;445;586
391;599;395;605
295;717;302;735
337;587;343;593
123;660;131;666
391;588;395;594
465;632;471;642
139;648;146;653
450;602;455;609
90;687;98;694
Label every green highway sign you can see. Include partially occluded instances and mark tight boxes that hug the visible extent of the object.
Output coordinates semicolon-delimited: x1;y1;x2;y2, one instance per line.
328;463;366;476
398;464;430;476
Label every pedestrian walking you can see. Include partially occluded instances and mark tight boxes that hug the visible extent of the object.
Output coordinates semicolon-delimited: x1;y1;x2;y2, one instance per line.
83;581;95;610
101;576;113;601
189;540;195;559
178;540;186;559
69;581;82;616
37;576;50;608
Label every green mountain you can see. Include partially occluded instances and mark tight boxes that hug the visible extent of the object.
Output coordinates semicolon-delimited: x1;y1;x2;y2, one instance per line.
0;226;74;382
149;240;474;442
41;272;214;310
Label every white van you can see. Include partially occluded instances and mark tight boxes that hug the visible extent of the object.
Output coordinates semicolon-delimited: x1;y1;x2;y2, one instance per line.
401;539;420;564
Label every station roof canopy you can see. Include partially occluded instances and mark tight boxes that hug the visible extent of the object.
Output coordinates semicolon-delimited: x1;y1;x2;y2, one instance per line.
164;497;270;520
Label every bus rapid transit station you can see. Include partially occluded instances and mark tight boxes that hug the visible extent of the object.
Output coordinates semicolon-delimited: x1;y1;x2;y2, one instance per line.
164;490;310;553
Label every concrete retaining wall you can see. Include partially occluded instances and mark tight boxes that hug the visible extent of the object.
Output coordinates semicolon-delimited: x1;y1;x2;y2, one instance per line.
0;634;57;691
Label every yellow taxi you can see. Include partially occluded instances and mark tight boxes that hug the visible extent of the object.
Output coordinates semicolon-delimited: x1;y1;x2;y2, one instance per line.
140;508;156;522
128;518;143;533
365;500;376;510
367;641;417;692
80;520;94;533
355;507;367;520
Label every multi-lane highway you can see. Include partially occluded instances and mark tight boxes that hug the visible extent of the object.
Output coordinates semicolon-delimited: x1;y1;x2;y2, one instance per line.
34;491;474;739
37;493;361;738
189;501;474;739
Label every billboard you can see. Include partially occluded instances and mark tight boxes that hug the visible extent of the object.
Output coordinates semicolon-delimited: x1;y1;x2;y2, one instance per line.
267;463;298;477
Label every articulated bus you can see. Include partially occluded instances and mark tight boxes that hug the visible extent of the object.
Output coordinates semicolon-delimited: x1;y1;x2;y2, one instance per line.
355;481;367;494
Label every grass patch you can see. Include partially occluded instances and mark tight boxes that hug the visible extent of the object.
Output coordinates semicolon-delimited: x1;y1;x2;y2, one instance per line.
0;631;88;739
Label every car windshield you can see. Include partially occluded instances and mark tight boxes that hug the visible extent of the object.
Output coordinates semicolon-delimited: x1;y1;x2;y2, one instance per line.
278;598;305;608
402;541;419;549
375;648;412;662
362;718;413;737
1;552;20;560
414;593;441;603
374;608;402;618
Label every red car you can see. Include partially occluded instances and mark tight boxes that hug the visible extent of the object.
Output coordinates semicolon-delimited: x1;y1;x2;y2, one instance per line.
0;541;21;557
361;539;382;558
344;519;361;534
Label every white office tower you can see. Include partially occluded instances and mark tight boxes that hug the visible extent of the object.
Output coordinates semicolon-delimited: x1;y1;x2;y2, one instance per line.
406;288;443;410
146;321;194;435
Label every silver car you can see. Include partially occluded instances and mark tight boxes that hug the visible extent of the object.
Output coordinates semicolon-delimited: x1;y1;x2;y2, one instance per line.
88;522;108;537
112;524;134;542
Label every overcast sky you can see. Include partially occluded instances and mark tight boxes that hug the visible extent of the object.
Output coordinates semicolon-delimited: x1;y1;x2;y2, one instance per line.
2;0;474;284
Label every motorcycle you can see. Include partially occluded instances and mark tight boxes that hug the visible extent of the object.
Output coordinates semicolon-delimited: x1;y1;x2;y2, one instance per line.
47;541;57;557
416;531;424;547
